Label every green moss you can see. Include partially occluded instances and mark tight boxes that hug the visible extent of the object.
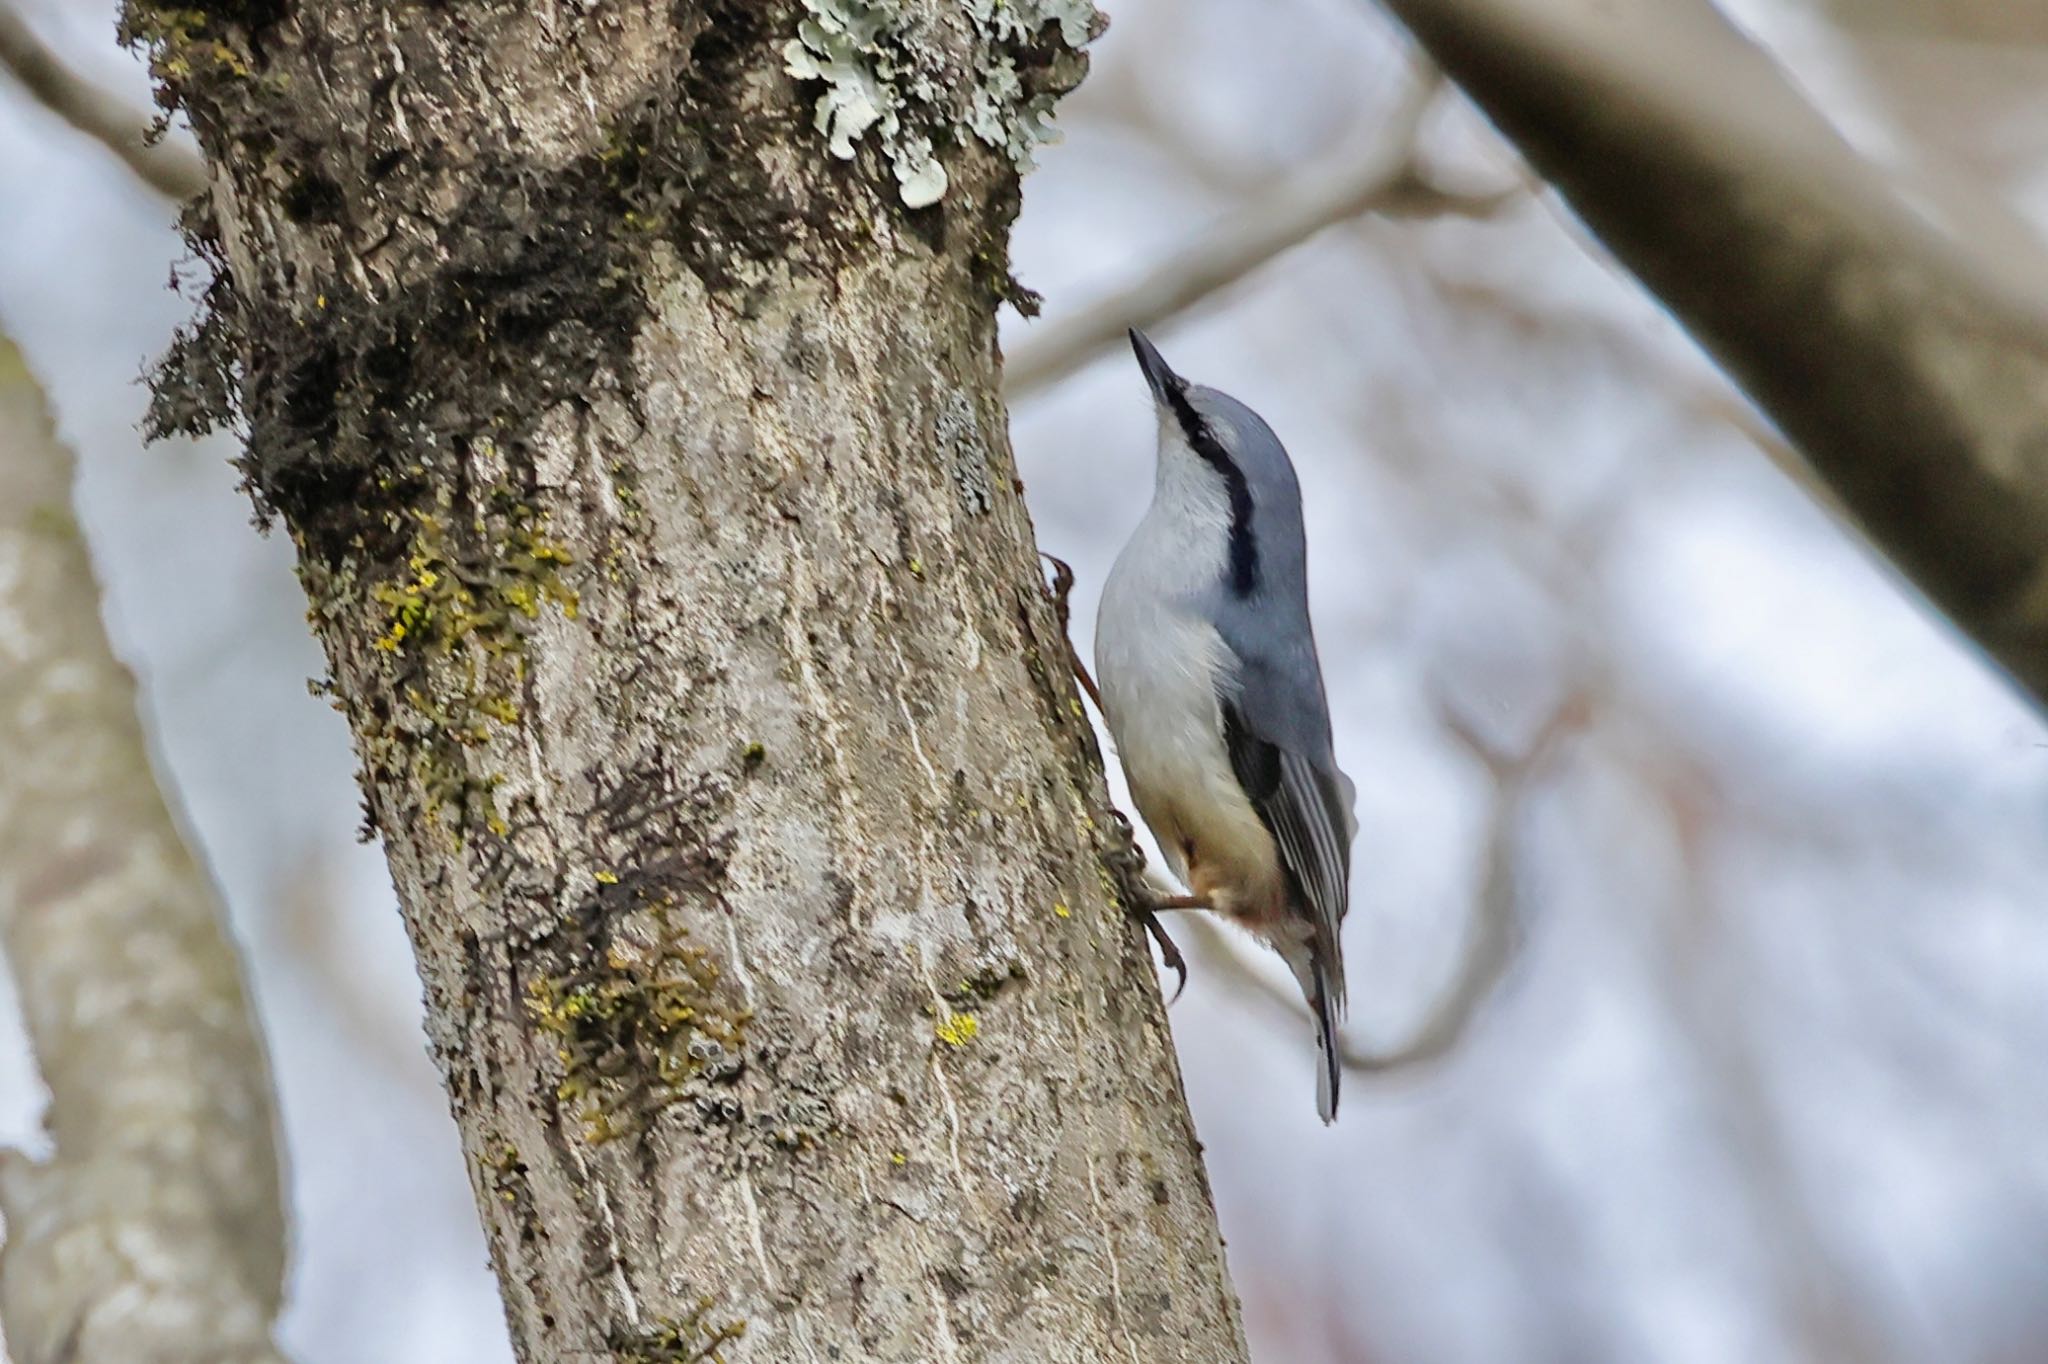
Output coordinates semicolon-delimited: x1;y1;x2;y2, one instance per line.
476;1139;542;1248
611;1299;748;1363
608;459;644;524
332;495;579;839
479;1142;527;1209
122;6;251;83
528;901;750;1144
371;505;577;655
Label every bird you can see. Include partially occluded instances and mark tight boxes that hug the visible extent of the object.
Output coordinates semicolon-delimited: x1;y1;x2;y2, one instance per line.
1094;328;1357;1123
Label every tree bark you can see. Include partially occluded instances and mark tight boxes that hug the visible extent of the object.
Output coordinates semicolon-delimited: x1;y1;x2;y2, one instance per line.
1376;0;2048;710
129;2;1249;1360
0;336;290;1364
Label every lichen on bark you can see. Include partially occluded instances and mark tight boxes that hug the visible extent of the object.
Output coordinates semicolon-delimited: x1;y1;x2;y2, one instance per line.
783;0;1101;206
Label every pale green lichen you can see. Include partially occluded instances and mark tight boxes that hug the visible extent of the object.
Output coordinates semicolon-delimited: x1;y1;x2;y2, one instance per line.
965;0;1094;46
784;0;1098;207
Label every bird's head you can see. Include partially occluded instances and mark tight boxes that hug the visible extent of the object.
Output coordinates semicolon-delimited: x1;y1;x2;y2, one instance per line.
1126;328;1305;597
1127;327;1292;482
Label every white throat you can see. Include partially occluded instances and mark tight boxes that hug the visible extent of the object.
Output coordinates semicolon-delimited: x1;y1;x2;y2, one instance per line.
1133;417;1233;593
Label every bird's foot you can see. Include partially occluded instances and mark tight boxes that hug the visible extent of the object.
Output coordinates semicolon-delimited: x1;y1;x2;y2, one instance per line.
1102;808;1147;880
1099;808;1194;1004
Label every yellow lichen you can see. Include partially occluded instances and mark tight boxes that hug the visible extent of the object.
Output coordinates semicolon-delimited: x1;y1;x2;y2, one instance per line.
934;1011;981;1047
359;501;581;838
125;7;252;83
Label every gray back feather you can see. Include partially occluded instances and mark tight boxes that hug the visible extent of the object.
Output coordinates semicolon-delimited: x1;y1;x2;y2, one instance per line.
1187;386;1346;785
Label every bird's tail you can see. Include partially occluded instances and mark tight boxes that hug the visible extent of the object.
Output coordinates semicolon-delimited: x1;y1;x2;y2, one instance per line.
1283;940;1345;1124
1312;966;1341;1125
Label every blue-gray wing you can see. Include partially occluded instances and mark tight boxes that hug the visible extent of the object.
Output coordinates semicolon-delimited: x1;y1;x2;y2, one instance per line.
1219;677;1355;1123
1218;694;1355;991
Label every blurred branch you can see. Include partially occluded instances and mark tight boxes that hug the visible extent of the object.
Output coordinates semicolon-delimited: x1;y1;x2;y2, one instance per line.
1003;64;1525;399
1812;3;2048;281
0;336;290;1364
0;3;205;201
1197;696;1580;1075
1818;0;2048;46
1421;267;1852;518
1372;0;2048;711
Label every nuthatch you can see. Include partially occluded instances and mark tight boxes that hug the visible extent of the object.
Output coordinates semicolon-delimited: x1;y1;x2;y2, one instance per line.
1095;329;1357;1123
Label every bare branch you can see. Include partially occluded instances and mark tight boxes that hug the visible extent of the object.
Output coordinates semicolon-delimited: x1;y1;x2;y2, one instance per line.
0;337;290;1364
1003;64;1524;400
1372;0;2048;710
0;4;205;202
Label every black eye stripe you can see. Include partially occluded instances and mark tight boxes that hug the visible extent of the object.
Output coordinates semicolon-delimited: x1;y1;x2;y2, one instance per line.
1163;383;1258;596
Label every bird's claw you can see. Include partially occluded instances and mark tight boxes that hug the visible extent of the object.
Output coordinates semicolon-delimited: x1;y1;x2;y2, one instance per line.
1097;806;1189;1004
1104;844;1148;885
1039;552;1105;711
1101;807;1149;885
1136;906;1190;1005
1039;552;1077;632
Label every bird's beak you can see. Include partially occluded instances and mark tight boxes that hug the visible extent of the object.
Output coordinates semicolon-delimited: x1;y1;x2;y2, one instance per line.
1128;328;1182;401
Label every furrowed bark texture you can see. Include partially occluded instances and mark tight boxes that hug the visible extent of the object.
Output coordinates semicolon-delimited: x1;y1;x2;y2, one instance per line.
133;3;1249;1360
1376;0;2048;708
0;337;290;1364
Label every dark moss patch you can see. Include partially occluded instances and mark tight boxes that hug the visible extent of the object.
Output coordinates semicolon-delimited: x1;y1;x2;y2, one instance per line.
131;2;867;574
609;1;862;295
280;166;346;224
526;851;749;1144
235;182;647;569
479;1140;541;1247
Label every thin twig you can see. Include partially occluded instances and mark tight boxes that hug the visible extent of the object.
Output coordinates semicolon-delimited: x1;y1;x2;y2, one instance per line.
0;4;206;202
1002;62;1523;399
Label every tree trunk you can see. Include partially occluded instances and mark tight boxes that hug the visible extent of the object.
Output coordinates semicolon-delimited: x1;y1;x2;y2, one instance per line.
128;2;1250;1359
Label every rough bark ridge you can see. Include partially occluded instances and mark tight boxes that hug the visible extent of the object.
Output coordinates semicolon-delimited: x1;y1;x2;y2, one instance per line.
128;2;1250;1360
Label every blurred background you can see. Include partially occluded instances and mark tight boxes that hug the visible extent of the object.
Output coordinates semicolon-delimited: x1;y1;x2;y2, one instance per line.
4;0;2048;1359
